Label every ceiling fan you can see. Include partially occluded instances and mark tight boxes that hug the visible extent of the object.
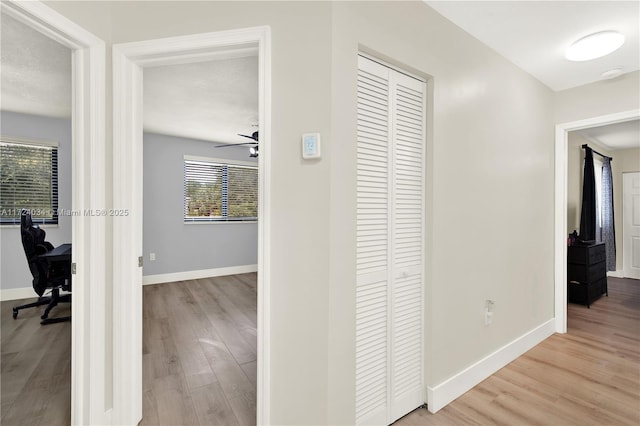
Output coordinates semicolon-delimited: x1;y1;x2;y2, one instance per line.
215;131;259;157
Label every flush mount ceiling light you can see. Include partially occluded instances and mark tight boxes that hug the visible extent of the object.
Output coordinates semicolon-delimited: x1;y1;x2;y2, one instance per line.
565;31;625;61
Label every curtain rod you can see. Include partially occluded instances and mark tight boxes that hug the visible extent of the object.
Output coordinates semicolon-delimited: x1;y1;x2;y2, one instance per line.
581;144;612;161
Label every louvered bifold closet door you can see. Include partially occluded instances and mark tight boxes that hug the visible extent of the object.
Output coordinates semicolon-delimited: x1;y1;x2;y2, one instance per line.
389;70;426;424
356;55;426;426
356;56;391;426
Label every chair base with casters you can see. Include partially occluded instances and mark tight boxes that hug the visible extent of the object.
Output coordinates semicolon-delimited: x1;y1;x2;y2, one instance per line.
12;287;71;325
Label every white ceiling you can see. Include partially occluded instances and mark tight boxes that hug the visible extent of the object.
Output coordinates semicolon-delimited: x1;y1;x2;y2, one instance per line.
575;119;640;151
0;12;72;118
426;1;640;91
143;56;258;145
1;3;639;148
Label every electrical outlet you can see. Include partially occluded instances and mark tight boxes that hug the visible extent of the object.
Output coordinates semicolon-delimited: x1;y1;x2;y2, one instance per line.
484;300;494;325
150;252;156;261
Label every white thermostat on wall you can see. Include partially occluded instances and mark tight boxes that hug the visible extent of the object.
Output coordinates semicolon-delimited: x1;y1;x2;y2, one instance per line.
302;133;321;159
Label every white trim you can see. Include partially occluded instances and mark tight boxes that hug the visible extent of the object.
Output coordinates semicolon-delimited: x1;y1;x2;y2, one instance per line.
0;286;73;302
184;154;258;167
112;45;144;426
0;287;37;302
1;2;107;425
426;319;555;413
607;270;624;278
143;264;258;285
113;26;271;426
554;109;640;334
358;51;427;83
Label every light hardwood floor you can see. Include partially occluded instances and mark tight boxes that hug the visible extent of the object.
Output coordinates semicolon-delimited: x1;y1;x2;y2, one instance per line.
2;275;637;426
397;276;640;425
141;273;257;426
1;295;71;426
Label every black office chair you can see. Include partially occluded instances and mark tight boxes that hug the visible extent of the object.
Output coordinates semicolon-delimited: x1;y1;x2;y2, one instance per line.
12;209;71;325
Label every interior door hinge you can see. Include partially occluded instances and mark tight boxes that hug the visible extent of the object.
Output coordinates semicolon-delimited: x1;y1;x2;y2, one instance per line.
138;256;143;267
71;263;77;275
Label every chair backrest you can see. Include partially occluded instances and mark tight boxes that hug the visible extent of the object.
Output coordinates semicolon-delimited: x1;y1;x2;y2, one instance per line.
20;209;52;296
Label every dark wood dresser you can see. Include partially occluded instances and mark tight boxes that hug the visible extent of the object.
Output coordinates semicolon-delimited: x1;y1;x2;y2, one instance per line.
567;242;608;308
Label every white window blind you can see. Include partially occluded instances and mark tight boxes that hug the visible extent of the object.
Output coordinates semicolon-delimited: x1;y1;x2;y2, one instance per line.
0;140;59;225
184;158;258;222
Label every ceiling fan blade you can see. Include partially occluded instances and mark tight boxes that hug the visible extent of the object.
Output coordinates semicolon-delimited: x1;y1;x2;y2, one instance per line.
238;131;259;141
215;141;258;148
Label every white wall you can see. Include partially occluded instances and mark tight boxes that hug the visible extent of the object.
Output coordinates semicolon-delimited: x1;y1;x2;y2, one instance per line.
329;1;555;423
143;132;258;277
0;111;72;295
555;70;640;123
47;1;333;424
40;1;638;425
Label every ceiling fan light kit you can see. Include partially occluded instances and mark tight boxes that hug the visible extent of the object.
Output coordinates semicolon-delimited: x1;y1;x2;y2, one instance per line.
565;30;625;61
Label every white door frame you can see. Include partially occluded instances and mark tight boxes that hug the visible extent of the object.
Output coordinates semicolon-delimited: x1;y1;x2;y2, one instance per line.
112;27;271;425
554;108;640;333
1;1;107;424
623;172;640;279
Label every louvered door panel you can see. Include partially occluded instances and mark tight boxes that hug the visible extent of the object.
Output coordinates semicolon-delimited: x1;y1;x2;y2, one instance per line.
356;56;390;426
389;71;425;423
357;55;426;426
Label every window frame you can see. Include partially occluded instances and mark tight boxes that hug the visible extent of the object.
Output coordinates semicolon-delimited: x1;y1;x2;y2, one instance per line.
0;137;59;226
183;155;258;223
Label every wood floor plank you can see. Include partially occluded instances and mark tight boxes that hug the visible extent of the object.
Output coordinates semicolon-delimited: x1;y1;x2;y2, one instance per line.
188;278;257;365
147;374;200;426
199;276;257;353
240;360;258;388
172;331;219;391
190;381;239;426
1;322;71;426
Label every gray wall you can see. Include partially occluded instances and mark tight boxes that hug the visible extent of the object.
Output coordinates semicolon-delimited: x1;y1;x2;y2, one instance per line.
0;111;72;292
143;132;258;276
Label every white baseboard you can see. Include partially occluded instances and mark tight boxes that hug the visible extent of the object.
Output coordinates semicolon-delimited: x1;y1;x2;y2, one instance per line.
0;286;72;301
427;318;555;413
607;270;623;278
0;286;37;301
143;264;258;285
4;266;258;297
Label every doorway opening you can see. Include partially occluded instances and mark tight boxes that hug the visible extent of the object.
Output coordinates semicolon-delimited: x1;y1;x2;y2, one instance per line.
554;108;640;333
0;1;106;425
140;52;260;424
112;27;271;425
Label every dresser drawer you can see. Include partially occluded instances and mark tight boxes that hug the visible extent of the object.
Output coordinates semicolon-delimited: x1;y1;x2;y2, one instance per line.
568;260;606;283
567;243;605;265
568;277;606;307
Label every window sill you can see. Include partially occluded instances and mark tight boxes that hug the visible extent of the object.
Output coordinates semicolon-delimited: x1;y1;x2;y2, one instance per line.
184;220;258;225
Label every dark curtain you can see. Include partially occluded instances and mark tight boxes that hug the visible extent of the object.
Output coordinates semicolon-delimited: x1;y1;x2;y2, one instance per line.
579;147;596;241
602;158;616;270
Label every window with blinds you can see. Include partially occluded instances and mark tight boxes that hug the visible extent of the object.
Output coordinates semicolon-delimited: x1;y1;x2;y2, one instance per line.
184;158;258;222
0;139;59;225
